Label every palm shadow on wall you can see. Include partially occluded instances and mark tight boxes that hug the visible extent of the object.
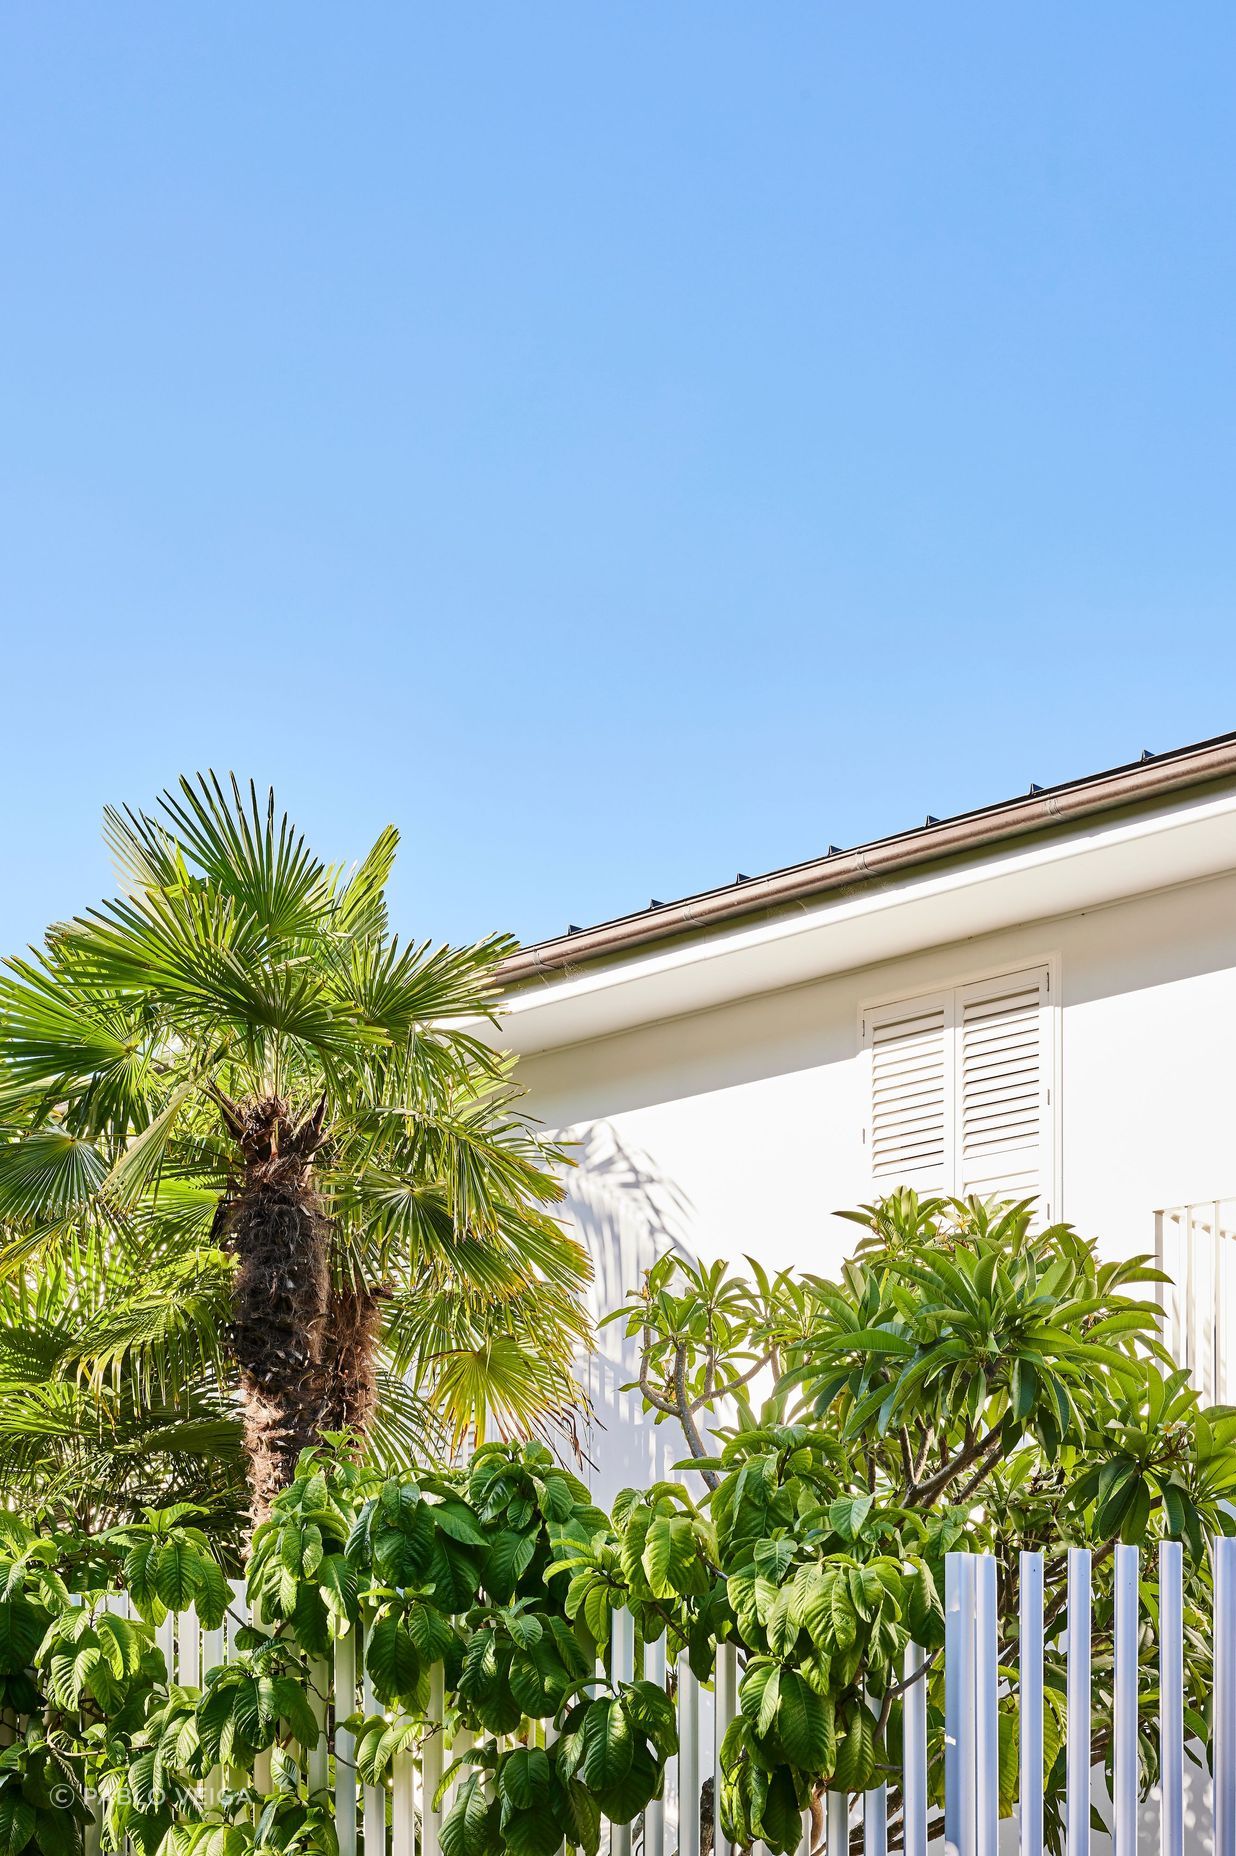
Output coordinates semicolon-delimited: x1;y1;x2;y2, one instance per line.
559;1122;700;1508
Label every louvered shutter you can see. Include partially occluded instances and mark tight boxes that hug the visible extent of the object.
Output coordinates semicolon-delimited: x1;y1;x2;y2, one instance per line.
863;992;953;1187
955;967;1053;1217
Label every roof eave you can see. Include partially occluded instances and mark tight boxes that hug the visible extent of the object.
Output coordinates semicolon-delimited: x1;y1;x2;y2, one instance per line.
499;731;1236;987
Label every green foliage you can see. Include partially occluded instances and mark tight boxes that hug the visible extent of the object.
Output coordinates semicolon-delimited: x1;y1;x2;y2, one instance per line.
612;1193;1236;1853
3;1198;1234;1856
0;1243;246;1544
0;1730;88;1856
113;1507;231;1629
0;1435;678;1856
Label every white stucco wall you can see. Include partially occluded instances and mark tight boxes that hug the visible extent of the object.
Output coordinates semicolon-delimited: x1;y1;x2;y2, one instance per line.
517;867;1236;1502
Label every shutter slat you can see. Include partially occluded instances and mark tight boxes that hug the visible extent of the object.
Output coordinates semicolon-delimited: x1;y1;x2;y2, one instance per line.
864;1069;942;1091
961;1033;1038;1063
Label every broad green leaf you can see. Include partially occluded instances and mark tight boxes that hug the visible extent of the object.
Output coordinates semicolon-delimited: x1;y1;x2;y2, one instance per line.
579;1698;634;1788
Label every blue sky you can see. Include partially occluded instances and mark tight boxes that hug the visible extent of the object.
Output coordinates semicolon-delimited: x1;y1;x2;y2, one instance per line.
3;5;1235;955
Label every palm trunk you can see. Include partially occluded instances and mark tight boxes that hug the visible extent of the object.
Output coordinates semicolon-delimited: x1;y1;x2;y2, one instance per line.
217;1094;333;1524
315;1277;384;1440
216;1095;389;1523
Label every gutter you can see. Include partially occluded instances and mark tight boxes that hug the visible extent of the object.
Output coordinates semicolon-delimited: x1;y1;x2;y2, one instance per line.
499;730;1236;986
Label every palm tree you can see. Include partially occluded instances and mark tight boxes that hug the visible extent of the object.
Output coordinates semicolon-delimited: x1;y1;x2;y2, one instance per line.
0;775;591;1521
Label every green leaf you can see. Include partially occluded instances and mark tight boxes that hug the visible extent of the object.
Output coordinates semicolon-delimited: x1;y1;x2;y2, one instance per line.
905;1563;943;1647
776;1670;833;1771
830;1578;857;1650
442;1773;497;1856
580;1698;634;1788
642;1518;678;1598
757;1666;782;1738
623;1680;678;1760
500;1746;551;1811
433;1502;487;1548
828;1495;874;1542
753;1538;796;1582
318;1553;359;1625
271;1674;321;1747
502;1806;565;1856
154;1540;198;1613
366;1614;422;1703
484;1531;537;1603
406;1601;454;1662
592;1740;660;1825
757;1767;804;1855
0;1795;36;1856
832;1702;875;1791
0;1598;42;1673
553;1778;599;1856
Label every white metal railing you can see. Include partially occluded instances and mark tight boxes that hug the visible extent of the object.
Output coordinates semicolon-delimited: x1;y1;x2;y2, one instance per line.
1156;1198;1236;1403
86;1540;1233;1856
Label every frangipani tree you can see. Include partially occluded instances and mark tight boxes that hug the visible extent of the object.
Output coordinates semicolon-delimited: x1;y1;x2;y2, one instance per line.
0;775;590;1525
601;1194;1236;1851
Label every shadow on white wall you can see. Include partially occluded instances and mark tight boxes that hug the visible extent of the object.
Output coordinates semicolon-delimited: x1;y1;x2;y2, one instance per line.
557;1121;706;1510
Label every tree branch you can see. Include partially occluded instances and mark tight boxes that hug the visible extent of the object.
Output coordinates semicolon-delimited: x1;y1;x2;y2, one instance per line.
674;1344;720;1491
954;1430;1009;1505
909;1420;1005;1506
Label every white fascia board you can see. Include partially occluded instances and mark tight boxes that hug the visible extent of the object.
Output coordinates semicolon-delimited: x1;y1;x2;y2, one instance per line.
489;788;1236;1056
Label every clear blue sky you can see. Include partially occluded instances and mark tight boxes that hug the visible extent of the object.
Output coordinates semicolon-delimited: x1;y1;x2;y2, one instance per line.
4;5;1236;956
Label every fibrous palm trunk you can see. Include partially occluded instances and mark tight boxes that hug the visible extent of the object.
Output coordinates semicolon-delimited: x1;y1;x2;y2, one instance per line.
215;1094;389;1523
315;1277;384;1439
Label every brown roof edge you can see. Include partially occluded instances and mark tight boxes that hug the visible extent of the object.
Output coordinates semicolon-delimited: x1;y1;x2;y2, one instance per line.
499;731;1236;987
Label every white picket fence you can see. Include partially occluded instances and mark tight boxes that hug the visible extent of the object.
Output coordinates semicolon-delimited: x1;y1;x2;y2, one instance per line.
94;1539;1236;1856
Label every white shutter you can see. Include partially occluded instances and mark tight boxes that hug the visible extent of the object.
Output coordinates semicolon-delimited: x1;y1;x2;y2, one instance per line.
956;967;1053;1216
864;992;953;1186
863;964;1056;1218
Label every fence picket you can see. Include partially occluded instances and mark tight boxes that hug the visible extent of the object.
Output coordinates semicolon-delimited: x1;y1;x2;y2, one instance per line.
1112;1546;1138;1856
945;1553;977;1856
826;1791;848;1856
902;1643;927;1856
678;1653;701;1856
1216;1537;1236;1856
975;1555;998;1856
156;1611;175;1680
203;1615;226;1804
644;1633;667;1856
714;1641;738;1856
1065;1548;1091;1856
444;1719;475;1856
335;1631;359;1856
1159;1540;1183;1856
180;1605;201;1687
1019;1552;1043;1856
422;1662;445;1856
307;1654;330;1795
863;1682;887;1856
360;1628;386;1856
226;1578;246;1658
611;1611;636;1856
391;1741;415;1856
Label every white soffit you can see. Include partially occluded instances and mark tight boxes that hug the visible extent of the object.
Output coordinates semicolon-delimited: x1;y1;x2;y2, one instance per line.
494;789;1236;1056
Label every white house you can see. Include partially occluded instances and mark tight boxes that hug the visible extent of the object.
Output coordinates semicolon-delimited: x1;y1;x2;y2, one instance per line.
496;730;1236;1503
